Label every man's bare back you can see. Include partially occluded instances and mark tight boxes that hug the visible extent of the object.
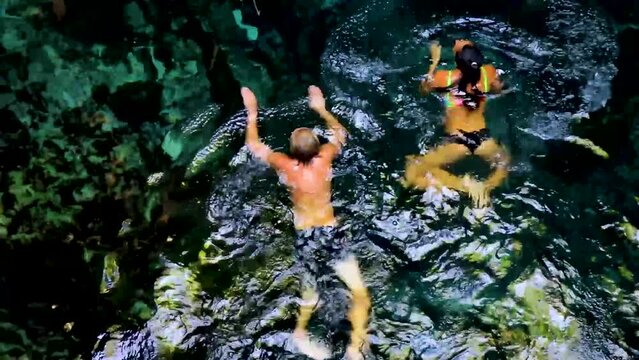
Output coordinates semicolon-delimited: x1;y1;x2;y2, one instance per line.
281;157;336;229
242;85;347;230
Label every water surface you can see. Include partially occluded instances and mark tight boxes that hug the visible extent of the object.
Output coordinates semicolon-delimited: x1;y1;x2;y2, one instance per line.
93;1;639;359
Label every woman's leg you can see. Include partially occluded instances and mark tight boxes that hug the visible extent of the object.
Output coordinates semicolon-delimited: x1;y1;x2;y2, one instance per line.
402;142;471;192
458;138;510;208
474;138;510;192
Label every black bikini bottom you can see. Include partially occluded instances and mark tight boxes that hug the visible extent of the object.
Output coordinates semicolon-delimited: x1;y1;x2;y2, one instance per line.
446;128;490;153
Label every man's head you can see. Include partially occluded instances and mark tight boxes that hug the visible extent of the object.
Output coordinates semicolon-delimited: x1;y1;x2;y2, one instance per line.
290;127;320;163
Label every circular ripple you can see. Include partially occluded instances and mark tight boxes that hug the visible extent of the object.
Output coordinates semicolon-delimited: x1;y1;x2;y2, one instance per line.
321;0;617;147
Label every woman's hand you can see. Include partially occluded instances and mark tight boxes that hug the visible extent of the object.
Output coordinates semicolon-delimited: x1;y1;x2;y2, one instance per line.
429;41;442;64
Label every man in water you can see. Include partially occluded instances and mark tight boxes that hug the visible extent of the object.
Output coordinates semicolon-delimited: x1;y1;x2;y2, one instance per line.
403;39;510;207
242;85;370;360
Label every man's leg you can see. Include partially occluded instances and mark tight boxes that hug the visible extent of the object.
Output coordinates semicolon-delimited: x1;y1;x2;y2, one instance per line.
292;285;332;360
403;143;471;192
293;231;331;360
294;285;319;336
333;256;371;360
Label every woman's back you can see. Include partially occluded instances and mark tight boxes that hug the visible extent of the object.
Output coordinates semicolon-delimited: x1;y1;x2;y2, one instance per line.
439;64;500;133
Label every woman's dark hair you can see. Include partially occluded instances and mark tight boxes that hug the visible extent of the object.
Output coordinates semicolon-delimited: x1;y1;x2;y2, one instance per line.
455;44;484;94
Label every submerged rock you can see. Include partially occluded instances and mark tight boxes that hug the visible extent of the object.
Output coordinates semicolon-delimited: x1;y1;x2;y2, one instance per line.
93;260;212;359
481;269;582;358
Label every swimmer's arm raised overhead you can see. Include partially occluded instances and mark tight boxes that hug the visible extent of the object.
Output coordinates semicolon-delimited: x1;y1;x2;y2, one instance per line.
420;42;456;94
426;41;442;78
420;70;456;94
242;87;293;169
308;85;348;159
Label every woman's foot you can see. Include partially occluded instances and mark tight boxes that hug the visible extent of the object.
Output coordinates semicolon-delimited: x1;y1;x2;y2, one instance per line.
462;174;490;208
291;331;331;360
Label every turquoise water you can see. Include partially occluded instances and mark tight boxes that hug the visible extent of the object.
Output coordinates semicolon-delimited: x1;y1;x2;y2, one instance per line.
90;0;639;359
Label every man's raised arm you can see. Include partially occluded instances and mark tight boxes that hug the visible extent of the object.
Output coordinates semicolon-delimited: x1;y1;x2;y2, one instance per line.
242;87;293;171
308;85;347;155
242;87;273;164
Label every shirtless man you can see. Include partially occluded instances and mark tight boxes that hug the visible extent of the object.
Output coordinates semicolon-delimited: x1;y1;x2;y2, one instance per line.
403;39;510;207
242;85;370;360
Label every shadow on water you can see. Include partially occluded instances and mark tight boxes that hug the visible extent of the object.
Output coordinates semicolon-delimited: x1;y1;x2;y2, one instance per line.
91;0;639;359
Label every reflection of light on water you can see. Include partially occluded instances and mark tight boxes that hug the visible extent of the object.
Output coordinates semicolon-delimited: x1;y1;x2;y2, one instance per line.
180;104;220;135
516;111;572;141
334;103;384;141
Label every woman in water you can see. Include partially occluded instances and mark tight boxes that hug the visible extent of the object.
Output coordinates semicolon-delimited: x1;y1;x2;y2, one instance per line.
402;39;510;207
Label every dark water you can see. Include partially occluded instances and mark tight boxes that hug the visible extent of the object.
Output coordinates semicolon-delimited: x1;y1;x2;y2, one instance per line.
90;0;639;359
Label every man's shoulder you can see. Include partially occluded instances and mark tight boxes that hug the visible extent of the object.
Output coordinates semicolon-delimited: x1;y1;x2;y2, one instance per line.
318;142;341;159
268;151;297;170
